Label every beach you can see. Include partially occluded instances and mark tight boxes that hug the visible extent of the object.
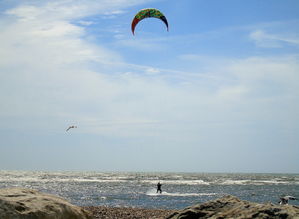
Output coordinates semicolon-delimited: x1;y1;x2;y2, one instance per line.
2;188;297;218
83;206;175;219
83;195;299;219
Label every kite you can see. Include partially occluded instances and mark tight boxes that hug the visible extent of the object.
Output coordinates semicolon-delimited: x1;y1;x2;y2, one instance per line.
131;8;169;35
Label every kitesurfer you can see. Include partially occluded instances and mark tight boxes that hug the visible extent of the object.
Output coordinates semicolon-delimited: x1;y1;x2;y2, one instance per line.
157;182;162;194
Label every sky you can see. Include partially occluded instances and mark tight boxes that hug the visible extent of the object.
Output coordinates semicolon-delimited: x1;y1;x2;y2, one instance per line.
0;0;298;173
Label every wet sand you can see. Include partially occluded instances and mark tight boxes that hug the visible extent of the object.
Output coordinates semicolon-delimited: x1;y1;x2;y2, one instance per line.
83;206;175;219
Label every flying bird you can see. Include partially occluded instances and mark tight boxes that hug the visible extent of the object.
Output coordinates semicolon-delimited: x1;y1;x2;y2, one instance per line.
279;196;297;205
66;126;77;131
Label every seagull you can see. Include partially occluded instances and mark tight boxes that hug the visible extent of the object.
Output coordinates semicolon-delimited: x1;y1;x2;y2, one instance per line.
66;125;77;131
279;196;297;205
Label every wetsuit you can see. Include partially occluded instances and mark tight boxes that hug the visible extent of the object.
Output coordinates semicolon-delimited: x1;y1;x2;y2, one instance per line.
157;182;162;193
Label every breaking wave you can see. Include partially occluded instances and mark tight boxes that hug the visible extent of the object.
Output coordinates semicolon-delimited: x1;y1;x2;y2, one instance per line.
146;189;218;197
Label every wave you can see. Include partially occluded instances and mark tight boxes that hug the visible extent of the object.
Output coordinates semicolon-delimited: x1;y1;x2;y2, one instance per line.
218;179;299;185
0;177;128;183
0;171;298;185
146;189;217;197
140;180;210;185
1;178;298;185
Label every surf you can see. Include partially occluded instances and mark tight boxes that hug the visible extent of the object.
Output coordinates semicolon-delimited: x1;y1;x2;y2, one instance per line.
146;189;217;197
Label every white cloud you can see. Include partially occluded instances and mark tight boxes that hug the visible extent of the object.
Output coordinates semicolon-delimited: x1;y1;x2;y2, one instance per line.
5;0;151;21
0;0;155;132
176;53;299;120
227;56;299;89
250;30;299;48
1;0;298;141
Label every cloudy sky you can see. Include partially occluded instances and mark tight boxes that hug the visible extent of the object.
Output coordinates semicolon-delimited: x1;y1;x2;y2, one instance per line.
1;0;298;173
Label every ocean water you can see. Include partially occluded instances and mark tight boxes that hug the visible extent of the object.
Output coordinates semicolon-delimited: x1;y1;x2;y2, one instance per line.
0;171;298;209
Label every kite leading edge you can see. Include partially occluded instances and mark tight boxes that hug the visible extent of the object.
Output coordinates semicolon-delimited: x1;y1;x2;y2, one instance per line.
131;8;169;35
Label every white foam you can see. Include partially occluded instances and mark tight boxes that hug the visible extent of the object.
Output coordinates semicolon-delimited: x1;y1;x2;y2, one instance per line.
220;180;250;185
146;189;217;197
141;180;210;185
219;179;295;185
0;176;129;183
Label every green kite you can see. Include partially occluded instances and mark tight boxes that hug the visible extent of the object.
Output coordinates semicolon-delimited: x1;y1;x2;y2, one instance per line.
131;8;169;35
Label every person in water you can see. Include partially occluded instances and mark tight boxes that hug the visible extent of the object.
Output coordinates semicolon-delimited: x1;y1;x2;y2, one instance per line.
157;182;162;194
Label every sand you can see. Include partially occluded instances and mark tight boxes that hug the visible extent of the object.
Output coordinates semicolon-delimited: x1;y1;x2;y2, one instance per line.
83;206;175;219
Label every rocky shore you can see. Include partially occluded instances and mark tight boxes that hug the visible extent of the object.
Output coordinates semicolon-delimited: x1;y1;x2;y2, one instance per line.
1;188;298;219
0;187;92;219
83;195;299;219
166;195;299;219
83;206;175;219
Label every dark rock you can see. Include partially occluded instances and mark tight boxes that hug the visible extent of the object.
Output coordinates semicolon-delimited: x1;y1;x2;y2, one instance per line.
166;195;299;219
0;187;92;219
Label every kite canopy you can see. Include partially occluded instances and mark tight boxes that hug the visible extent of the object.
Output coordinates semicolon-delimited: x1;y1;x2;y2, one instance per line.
131;8;169;35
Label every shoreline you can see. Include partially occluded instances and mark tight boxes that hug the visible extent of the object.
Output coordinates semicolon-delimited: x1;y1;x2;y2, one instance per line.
1;187;298;218
82;206;176;219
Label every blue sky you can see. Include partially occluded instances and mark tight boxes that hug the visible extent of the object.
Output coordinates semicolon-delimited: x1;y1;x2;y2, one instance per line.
0;0;298;173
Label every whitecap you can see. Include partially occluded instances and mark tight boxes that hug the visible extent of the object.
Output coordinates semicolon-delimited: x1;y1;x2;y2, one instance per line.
141;180;210;185
145;189;217;197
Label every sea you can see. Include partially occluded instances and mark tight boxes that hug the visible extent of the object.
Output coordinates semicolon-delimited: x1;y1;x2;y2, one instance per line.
0;171;298;209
